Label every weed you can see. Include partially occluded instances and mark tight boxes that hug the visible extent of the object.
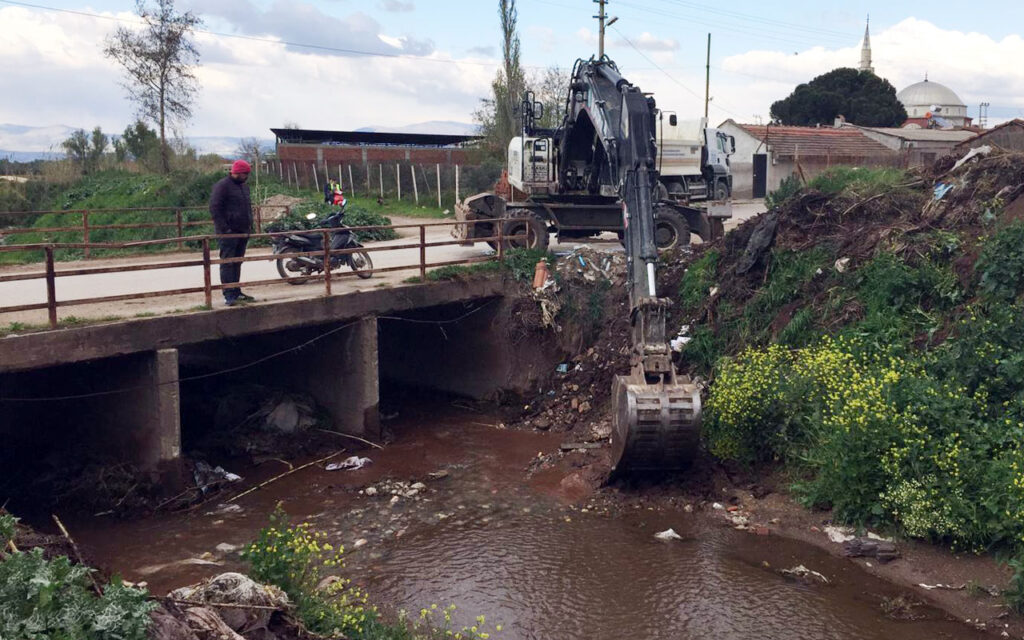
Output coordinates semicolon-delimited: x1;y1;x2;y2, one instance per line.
765;175;802;209
0;513;154;640
807;166;910;197
677;249;719;312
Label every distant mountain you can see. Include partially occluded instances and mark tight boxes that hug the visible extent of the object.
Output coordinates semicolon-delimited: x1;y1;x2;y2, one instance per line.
354;120;479;136
0;150;63;162
0;124;76;155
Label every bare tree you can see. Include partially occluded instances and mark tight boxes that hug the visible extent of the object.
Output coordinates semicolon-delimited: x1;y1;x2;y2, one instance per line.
235;137;264;193
104;0;202;174
530;66;569;129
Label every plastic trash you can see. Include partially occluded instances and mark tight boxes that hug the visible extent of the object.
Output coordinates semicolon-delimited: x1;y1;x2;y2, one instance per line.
194;461;242;493
326;456;372;471
933;182;955;200
654;528;683;541
556;363;569;373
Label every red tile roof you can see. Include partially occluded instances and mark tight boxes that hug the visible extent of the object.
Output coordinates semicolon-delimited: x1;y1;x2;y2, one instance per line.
736;123;896;159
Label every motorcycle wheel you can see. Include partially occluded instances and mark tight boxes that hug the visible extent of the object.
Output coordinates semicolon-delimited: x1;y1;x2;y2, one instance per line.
273;246;311;285
349;249;374;279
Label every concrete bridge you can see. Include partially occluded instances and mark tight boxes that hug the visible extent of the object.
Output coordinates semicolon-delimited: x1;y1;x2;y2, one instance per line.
0;276;547;486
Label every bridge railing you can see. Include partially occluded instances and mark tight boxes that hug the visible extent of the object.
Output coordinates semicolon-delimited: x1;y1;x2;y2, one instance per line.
0;218;528;330
0;205;289;260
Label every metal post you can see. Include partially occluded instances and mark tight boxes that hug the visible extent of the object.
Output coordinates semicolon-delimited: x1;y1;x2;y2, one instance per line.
419;225;427;282
175;209;184;250
82;210;90;259
455;164;460;202
396;163;401;200
365;163;370;194
44;245;57;328
348;164;355;197
323;230;332;296
202;238;212;308
411;164;418;204
338;163;343;188
496;220;504;262
436;164;442;208
379;164;383;198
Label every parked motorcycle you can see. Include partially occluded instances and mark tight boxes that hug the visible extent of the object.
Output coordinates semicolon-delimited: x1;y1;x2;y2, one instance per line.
272;206;374;283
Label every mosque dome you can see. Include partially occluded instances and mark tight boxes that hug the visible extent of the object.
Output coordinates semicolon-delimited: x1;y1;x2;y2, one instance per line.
897;78;969;124
897;79;966;109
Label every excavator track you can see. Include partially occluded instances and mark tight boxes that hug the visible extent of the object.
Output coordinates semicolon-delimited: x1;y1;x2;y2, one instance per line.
610;373;702;473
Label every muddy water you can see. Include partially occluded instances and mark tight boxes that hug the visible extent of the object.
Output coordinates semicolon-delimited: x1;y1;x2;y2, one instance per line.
69;402;986;640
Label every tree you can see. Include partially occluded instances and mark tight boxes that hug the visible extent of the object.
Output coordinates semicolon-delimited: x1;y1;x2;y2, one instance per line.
62;126;108;174
235;137;264;193
770;68;907;127
113;120;160;166
473;0;525;156
530;66;569;129
104;0;202;174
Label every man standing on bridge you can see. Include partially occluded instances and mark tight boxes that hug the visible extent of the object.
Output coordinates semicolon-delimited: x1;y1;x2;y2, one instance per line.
209;160;255;306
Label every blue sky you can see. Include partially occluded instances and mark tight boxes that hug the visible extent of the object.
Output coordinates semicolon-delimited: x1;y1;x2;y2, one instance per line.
1;0;1022;141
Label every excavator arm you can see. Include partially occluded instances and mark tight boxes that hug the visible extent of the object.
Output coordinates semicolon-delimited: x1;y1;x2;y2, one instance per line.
559;57;702;474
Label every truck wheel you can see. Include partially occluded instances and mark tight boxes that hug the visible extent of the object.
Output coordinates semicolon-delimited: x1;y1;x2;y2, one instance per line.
714;180;729;201
653;209;689;251
502;212;549;251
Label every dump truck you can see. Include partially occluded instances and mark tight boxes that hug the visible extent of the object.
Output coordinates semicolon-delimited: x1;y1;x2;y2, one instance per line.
656;115;735;202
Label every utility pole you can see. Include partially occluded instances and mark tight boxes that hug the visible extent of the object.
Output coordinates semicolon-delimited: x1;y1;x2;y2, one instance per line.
594;0;617;58
980;102;991;128
704;33;711;119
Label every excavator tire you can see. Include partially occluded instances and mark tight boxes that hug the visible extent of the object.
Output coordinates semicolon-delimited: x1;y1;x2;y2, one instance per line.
610;373;702;474
653;208;689;251
502;211;549;251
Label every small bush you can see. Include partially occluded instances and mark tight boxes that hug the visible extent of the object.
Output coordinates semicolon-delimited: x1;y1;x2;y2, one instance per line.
678;249;719;312
976;221;1024;300
0;513;154;640
765;174;801;209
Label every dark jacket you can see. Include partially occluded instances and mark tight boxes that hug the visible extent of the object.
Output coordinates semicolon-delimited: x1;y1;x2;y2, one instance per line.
209;176;252;234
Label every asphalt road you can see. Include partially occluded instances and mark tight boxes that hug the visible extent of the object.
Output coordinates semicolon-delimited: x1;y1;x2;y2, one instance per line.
0;201;765;326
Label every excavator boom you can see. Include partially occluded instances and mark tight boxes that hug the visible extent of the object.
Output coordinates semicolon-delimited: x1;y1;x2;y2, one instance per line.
555;57;702;474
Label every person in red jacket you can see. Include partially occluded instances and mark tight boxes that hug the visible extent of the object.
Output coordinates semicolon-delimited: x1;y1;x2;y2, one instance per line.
209;160;255;306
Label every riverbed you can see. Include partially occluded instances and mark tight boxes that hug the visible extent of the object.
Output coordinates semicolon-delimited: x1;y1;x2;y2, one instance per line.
67;400;989;639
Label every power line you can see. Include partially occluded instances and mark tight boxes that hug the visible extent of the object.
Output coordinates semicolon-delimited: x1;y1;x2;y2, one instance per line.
0;300;497;403
0;0;516;69
611;25;742;118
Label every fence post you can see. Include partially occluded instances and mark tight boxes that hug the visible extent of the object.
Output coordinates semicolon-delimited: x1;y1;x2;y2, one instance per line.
322;230;332;296
202;238;212;308
411;164;418;204
436;164;442;209
455;164;460;202
379;164;383;198
419;224;426;282
396;163;401;200
175;209;184;251
44;245;57;329
82;210;91;259
496;219;504;262
348;164;355;197
311;164;320;194
254;206;263;233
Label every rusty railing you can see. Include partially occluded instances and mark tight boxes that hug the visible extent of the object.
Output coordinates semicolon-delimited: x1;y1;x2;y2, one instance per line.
0;218;524;330
0;205;284;259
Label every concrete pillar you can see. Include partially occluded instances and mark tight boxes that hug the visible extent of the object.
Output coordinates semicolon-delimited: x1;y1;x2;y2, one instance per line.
112;349;181;472
294;317;380;439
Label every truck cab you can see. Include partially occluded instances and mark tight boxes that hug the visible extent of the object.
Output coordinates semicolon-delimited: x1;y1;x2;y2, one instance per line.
656;114;735;202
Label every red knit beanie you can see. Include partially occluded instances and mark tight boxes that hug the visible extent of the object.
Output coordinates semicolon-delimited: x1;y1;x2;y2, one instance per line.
231;160;251;174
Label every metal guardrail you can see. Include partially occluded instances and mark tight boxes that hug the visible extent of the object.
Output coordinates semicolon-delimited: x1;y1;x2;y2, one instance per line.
0;205;285;258
0;219;525;330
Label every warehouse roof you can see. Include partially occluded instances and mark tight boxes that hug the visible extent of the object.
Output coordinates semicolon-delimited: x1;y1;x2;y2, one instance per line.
271;128;482;147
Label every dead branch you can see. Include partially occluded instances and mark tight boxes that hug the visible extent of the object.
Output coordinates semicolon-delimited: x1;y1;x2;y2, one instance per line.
226;449;346;504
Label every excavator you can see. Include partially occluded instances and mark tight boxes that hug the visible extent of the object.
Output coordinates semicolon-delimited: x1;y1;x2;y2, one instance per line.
459;56;704;474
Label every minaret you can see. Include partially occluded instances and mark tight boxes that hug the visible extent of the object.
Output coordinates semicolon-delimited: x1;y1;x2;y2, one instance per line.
859;17;874;73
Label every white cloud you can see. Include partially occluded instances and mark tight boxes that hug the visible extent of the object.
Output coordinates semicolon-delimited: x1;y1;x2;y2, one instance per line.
528;25;557;54
720;18;1024;124
378;0;414;12
616;32;679;52
0;6;494;139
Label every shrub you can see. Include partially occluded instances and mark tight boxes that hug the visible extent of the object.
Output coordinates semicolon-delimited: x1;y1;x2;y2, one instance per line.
976;221;1024;300
0;513;154;640
765;175;801;209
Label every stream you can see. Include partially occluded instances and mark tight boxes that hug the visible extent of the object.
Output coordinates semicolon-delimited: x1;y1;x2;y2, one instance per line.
66;400;988;640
